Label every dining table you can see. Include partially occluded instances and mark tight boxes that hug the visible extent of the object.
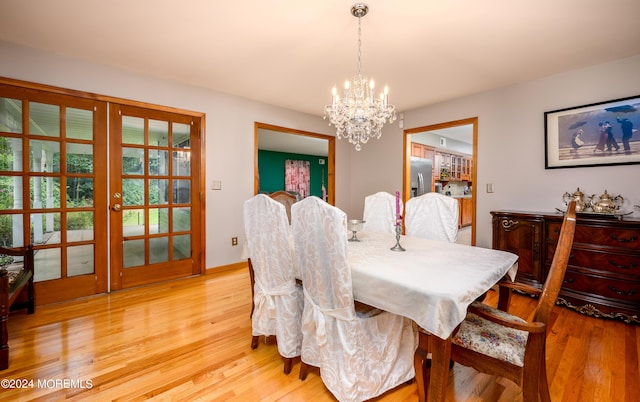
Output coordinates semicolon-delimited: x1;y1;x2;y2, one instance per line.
346;230;519;402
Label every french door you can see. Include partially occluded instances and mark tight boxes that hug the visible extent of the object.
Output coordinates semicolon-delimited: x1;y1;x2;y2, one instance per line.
0;84;108;305
1;81;204;304
109;104;202;290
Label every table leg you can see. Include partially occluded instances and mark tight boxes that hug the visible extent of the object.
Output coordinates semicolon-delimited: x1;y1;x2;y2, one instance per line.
428;334;451;402
414;330;430;402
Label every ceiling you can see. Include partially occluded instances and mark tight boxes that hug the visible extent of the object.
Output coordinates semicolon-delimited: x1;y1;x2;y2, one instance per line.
1;1;640;118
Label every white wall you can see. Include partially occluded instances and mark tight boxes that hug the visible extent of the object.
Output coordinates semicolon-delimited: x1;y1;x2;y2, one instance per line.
348;54;640;248
0;41;353;269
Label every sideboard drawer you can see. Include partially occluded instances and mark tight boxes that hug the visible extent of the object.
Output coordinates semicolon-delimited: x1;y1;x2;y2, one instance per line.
562;270;640;304
547;221;640;250
546;245;640;277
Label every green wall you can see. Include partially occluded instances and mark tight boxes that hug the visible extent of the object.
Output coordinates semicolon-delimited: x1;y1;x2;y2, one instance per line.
258;150;328;198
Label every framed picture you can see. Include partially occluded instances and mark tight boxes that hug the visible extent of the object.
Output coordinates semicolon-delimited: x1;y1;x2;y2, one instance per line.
544;94;640;169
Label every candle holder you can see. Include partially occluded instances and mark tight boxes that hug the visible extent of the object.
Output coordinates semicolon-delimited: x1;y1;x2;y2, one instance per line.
390;223;405;252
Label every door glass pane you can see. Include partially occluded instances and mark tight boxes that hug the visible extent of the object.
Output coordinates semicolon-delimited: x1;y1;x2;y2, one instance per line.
122;116;144;145
149;208;168;234
172;179;190;204
123;179;144;206
0;97;22;133
29;102;60;137
30;176;61;208
150;237;168;264
149;149;168;175
66;143;93;173
173;207;190;232
68;244;94;276
123;239;144;268
172;151;190;176
172;234;190;260
66;107;93;140
149;179;168;205
122;147;144;175
30;140;60;172
172;122;190;148
0;213;23;247
34;247;61;281
67;211;94;242
123;209;145;236
31;212;60;245
66;178;94;207
0;137;22;171
0;176;23;209
149;119;168;146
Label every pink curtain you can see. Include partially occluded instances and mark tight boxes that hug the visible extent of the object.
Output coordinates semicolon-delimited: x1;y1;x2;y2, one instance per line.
285;160;310;199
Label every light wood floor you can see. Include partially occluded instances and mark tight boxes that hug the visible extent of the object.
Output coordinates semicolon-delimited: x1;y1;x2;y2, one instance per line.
2;267;639;401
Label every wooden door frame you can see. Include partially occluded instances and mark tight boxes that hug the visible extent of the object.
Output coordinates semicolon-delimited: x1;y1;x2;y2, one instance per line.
402;117;478;245
254;122;335;204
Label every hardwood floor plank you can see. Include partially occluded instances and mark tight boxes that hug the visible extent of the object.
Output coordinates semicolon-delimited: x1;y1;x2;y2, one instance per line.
1;268;638;401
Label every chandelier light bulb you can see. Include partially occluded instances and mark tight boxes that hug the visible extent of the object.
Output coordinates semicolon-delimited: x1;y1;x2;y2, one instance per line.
323;3;396;151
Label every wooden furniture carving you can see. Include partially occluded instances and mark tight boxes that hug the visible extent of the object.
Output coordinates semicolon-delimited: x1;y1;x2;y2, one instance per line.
492;209;640;324
267;190;298;224
1;244;35;370
443;202;577;402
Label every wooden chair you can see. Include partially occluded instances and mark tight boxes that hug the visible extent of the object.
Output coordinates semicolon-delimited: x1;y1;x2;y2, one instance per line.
1;244;35;370
243;194;303;375
429;201;576;402
362;191;400;234
267;190;298;224
405;192;459;242
292;196;417;401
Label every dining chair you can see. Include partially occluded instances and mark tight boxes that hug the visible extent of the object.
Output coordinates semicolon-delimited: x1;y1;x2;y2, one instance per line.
243;194;303;374
291;196;417;401
405;192;459;242
362;191;401;234
267;190;298;224
436;201;577;402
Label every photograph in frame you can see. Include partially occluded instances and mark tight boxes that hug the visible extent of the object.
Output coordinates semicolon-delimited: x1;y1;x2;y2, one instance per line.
545;95;640;169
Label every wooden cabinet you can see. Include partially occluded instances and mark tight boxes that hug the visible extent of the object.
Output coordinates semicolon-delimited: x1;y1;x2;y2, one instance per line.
459;197;473;227
491;210;640;324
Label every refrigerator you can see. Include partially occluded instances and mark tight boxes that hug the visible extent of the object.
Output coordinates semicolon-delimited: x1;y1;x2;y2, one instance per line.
410;156;433;197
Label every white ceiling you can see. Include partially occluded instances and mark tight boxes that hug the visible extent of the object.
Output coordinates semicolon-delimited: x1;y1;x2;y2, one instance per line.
2;0;640;119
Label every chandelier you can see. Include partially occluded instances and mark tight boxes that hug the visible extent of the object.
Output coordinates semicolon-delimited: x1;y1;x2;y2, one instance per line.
324;3;396;151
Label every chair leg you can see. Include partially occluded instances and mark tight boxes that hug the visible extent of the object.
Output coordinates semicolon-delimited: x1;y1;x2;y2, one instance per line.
539;345;552;402
251;335;259;349
1;314;8;370
299;361;311;380
283;357;293;375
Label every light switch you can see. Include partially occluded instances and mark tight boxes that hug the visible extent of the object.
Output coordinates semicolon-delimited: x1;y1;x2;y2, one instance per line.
486;183;494;193
211;180;222;190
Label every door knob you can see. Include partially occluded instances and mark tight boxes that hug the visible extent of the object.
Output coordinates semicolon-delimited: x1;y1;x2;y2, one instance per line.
112;203;121;211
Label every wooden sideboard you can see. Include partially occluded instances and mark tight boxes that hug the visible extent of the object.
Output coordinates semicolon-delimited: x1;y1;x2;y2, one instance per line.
491;210;640;324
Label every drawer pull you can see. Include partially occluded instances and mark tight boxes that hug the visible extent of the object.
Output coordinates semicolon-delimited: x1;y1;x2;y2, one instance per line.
563;277;575;284
608;260;638;270
608;286;636;296
609;234;638;243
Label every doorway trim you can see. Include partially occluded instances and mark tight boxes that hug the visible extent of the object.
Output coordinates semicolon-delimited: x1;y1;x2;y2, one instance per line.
402;117;478;245
254;122;336;205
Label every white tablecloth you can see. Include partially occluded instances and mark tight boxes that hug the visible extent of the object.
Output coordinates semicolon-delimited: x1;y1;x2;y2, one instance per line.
348;231;518;340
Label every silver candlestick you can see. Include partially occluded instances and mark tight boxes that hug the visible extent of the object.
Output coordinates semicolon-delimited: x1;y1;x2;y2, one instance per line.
390;223;405;251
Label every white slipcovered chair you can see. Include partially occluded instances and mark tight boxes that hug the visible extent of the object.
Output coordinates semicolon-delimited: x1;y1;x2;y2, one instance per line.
291;196;417;402
243;194;303;374
362;191;401;234
405;192;459;242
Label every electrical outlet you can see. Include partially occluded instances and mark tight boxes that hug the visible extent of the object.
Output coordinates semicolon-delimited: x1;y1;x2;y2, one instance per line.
231;237;238;246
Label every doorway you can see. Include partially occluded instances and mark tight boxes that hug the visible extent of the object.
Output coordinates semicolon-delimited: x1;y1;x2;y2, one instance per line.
254;122;335;204
403;117;478;245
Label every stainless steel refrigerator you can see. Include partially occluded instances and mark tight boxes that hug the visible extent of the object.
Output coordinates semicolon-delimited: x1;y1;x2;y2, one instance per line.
410;156;433;197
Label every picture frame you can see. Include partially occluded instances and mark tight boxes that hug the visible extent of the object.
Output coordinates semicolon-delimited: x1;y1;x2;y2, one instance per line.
544;94;640;169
